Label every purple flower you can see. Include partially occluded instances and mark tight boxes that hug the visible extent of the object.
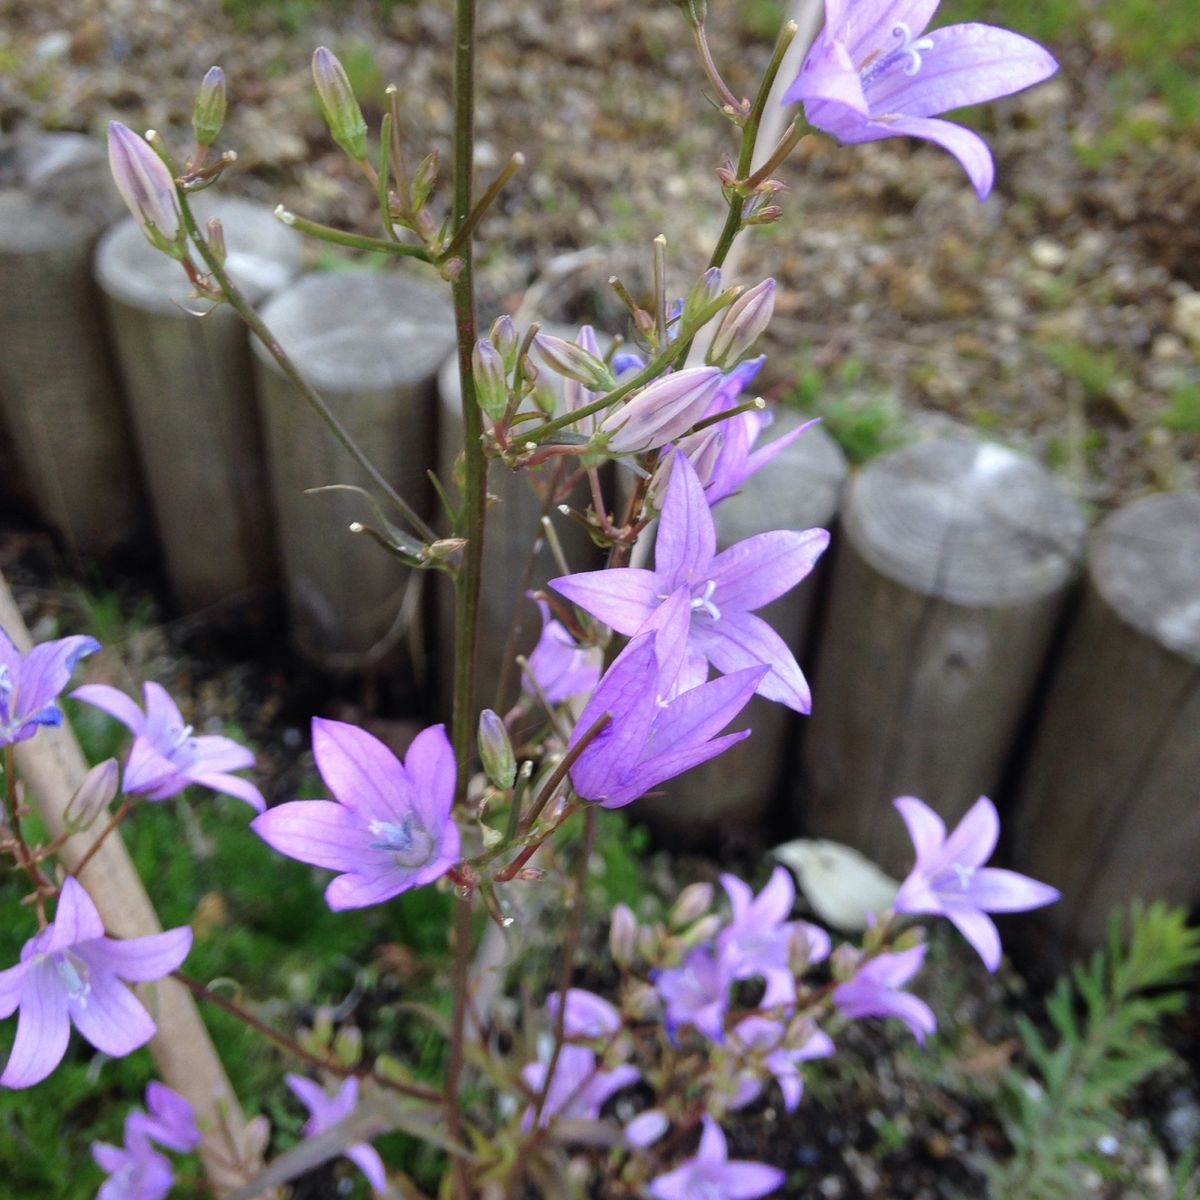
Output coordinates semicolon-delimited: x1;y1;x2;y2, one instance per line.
545;988;622;1040
92;1134;174;1200
285;1074;387;1193
251;719;460;910
551;453;828;712
520;1044;639;1129
893;795;1060;971
72;682;264;812
729;1016;836;1112
0;625;98;748
833;944;936;1043
782;0;1059;199
650;1116;784;1199
655;946;731;1043
127;1081;201;1152
566;591;765;808
523;597;602;706
0;877;193;1089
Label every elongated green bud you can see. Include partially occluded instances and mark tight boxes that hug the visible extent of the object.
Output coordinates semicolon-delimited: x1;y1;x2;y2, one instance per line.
473;338;508;422
312;47;368;161
193;66;227;148
681;266;721;328
489;315;519;373
478;709;516;789
411;149;440;212
535;332;615;391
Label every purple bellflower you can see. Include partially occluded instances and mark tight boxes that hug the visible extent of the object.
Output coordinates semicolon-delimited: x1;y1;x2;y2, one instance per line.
893;795;1060;971
127;1081;201;1152
649;1116;785;1199
654;946;731;1043
833;944;936;1043
252;718;460;910
0;625;98;748
72;682;264;812
520;1043;640;1130
551;453;828;712
286;1074;387;1193
566;591;766;808
545;987;623;1040
728;1015;836;1112
523;597;602;706
92;1133;174;1200
0;877;193;1089
783;0;1059;199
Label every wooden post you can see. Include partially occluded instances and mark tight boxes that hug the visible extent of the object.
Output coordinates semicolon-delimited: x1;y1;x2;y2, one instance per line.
797;435;1087;876
1011;491;1200;950
640;414;848;837
251;270;453;670
0;134;142;555
94;198;301;613
435;337;603;716
0;575;263;1195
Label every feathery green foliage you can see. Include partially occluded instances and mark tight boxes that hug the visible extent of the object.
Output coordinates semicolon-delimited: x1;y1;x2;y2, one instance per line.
990;902;1200;1199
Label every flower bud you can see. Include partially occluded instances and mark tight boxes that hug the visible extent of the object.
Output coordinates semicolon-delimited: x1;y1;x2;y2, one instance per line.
531;378;557;418
707;278;776;370
678;913;724;948
681;267;722;328
206;216;227;268
535;333;615;392
311;47;368;162
107;121;185;259
63;758;119;831
333;1024;363;1067
598;367;722;455
477;709;516;789
625;981;660;1021
411;149;440;212
489;315;519;373
669;882;713;929
192;66;227;148
609;902;637;966
472;338;508;422
624;1110;669;1148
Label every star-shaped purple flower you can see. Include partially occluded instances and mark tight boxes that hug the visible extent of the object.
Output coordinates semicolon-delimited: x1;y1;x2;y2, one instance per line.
551;453;827;712
0;877;193;1089
520;1043;640;1130
893;795;1060;971
783;0;1059;199
833;944;936;1043
92;1134;174;1200
654;946;731;1044
285;1074;387;1193
72;682;264;812
127;1081;201;1152
566;590;766;808
0;625;98;748
251;718;460;910
649;1116;784;1199
728;1015;836;1112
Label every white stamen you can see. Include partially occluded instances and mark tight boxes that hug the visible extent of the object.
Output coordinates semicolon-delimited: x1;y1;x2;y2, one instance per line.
690;580;722;621
891;21;934;75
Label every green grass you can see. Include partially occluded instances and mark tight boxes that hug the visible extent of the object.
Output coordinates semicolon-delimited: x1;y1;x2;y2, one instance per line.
784;356;906;464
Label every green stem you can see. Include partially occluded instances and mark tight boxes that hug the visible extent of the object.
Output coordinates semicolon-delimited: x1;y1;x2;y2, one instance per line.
275;207;431;259
439;152;525;262
175;193;437;543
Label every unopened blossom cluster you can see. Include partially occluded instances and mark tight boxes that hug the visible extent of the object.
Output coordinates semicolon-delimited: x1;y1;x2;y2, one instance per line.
0;0;1070;1194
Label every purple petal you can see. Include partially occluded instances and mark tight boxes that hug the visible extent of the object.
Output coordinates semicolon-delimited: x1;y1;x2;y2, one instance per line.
0;960;29;1020
697;1115;727;1163
312;718;415;824
856;114;995;199
0;961;71;1088
783;38;868;112
325;870;414;911
46;876;106;952
608;731;751;807
188;735;255;773
944;905;1003;972
754;867;796;926
650;666;766;752
708;529;829;615
142;1081;201;1151
860;943;926;989
190;771;265;812
838;0;940;62
940;796;999;870
655;454;716;592
346;1142;388;1192
80;927;192;982
286;1073;333;1123
692;613;812;712
893;795;946;869
252;800;374;871
402;723;455;830
720;874;754;922
739;416;820;485
718;1161;787;1198
123;738;183;797
547;988;622;1039
68;971;157;1058
548;568;662;637
967;867;1060;912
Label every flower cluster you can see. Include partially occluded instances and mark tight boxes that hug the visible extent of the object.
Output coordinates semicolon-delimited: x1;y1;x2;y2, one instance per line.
92;1082;200;1200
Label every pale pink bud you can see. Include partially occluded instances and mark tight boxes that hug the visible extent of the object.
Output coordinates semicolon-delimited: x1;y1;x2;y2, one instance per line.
472;338;508;422
107;121;184;257
609;902;637;966
488;315;519;372
599;367;722;454
535;332;614;392
312;47;368;161
681;266;722;326
707;278;776;369
477;709;516;789
669;882;713;929
624;1110;669;1148
63;758;119;831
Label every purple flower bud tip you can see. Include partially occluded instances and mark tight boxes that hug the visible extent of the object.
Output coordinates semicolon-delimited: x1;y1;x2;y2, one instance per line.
107;121;184;256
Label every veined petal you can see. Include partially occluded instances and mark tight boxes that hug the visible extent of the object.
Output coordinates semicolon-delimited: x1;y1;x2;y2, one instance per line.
867;23;1059;118
967;867;1060;912
720;874;754;922
893;795;946;870
692;613;812;712
839;0;940;63
16;636;99;718
616;730;751;806
697;1114;728;1162
69;971;156;1058
325;869;414;911
654;454;716;592
783;38;868;115
940;796;999;870
71;683;147;733
251;800;375;871
741;416;819;481
651;666;766;751
188;735;255;773
402;724;456;829
0;960;70;1088
944;905;1003;971
123;738;183;796
549;568;662;637
80;927;192;982
754;867;796;926
46;876;105;952
312;718;415;824
708;529;829;614
850;114;995;199
191;772;266;812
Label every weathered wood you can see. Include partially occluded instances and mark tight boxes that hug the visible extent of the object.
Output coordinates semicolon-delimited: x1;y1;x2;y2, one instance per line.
797;434;1086;876
95;198;301;612
1012;491;1200;949
641;413;848;836
252;270;453;669
0;134;142;554
0;575;262;1196
435;334;604;716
